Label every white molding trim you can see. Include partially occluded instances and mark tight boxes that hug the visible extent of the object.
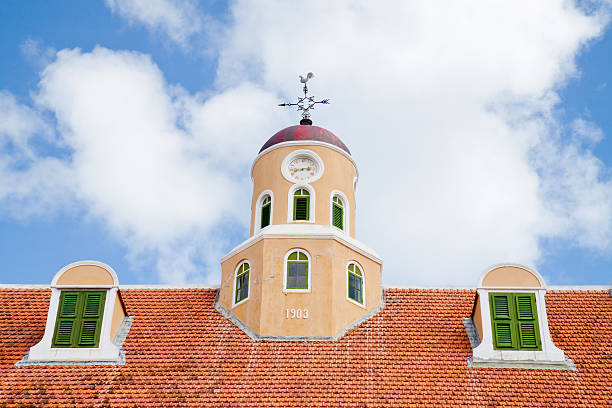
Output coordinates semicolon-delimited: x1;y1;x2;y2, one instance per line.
283;248;312;293
220;224;382;264
254;190;274;234
472;287;569;365
330;190;350;236
26;261;122;362
232;260;251;308
478;263;546;288
280;149;325;184
252;140;359;181
287;183;316;223
51;260;119;287
346;261;366;309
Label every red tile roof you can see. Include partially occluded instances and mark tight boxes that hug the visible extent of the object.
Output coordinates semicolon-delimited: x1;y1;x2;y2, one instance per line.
1;288;611;407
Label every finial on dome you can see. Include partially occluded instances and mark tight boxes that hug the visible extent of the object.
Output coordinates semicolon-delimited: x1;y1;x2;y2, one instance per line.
278;72;329;125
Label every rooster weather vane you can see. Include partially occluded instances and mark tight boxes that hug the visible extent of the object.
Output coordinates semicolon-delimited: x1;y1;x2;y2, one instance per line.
278;72;330;125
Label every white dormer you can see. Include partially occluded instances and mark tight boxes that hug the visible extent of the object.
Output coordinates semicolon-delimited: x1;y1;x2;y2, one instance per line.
468;263;574;370
22;261;129;364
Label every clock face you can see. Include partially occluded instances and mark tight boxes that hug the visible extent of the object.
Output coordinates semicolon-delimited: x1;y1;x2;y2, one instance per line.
288;157;318;182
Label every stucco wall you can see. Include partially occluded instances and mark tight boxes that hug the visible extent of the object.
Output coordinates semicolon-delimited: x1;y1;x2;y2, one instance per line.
481;266;541;287
219;237;381;338
56;265;114;286
250;144;357;238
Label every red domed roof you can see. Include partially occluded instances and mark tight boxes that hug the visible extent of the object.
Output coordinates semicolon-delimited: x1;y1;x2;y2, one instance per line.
259;125;350;154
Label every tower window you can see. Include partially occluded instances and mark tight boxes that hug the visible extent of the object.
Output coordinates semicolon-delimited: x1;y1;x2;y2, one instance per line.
286;250;309;290
347;263;363;305
489;292;541;350
260;195;271;229
234;262;250;305
52;290;106;348
332;196;344;230
293;189;310;221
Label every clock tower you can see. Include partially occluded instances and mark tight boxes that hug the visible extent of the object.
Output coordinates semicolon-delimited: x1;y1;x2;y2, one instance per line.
216;76;382;339
216;124;383;339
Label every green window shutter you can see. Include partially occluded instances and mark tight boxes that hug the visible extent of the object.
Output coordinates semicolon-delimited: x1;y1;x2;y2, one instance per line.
261;202;271;228
489;292;541;351
78;291;105;347
294;197;309;220
52;291;106;348
489;293;517;349
515;293;541;350
332;203;343;230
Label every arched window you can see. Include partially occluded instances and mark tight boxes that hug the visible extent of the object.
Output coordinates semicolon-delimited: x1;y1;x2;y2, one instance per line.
234;262;250;305
260;195;271;228
347;262;364;305
332;196;344;230
285;249;310;291
293;189;310;221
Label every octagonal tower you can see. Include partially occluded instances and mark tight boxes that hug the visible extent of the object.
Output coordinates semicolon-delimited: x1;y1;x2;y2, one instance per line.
217;124;383;339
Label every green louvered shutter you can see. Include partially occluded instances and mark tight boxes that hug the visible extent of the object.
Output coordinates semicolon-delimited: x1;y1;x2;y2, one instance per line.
332;203;343;229
489;293;516;349
294;197;309;220
489;292;542;351
52;292;80;347
78;292;105;346
52;291;106;348
515;293;541;350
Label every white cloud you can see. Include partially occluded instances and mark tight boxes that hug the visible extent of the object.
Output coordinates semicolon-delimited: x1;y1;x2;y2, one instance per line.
105;0;202;46
1;1;612;285
214;0;612;284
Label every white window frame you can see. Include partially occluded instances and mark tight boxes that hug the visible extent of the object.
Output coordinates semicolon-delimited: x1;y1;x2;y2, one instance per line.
254;190;274;234
232;260;251;308
283;248;312;293
330;190;349;235
287;184;315;223
346;261;366;308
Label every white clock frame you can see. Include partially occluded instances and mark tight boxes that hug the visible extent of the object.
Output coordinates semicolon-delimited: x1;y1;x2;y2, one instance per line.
281;149;324;184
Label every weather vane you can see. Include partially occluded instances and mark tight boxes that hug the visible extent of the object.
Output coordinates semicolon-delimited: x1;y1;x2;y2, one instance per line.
278;72;330;125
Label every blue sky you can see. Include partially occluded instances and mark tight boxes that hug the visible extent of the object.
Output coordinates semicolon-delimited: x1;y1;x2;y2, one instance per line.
1;1;611;286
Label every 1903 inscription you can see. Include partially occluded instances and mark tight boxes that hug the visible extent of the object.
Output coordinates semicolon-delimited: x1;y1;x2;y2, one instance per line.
285;308;309;319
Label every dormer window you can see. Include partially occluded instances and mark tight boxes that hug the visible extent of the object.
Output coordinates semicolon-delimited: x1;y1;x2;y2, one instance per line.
466;264;573;370
20;261;130;365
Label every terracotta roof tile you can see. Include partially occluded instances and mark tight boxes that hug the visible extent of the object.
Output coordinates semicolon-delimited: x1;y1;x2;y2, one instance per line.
0;288;611;406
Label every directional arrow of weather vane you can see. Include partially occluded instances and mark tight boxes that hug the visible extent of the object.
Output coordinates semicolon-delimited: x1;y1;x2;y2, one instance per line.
278;72;330;125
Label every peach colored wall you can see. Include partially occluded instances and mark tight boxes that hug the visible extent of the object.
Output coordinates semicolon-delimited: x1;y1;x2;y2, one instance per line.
219;237;382;338
110;294;126;340
331;241;382;335
481;266;541;287
56;265;114;285
250;144;357;237
472;294;483;341
219;240;265;335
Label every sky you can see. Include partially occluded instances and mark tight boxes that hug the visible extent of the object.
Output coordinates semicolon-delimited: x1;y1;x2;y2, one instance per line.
1;0;612;287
